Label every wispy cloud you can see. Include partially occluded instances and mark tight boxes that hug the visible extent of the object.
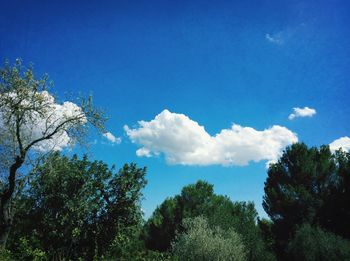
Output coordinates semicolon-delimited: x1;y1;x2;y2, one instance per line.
124;110;298;167
265;33;284;45
288;107;316;120
329;137;350;152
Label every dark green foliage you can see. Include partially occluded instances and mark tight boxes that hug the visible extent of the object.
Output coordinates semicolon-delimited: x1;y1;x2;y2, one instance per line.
3;141;349;260
263;143;350;256
0;248;13;261
106;224;172;261
320;149;350;238
142;197;180;251
143;180;275;261
288;224;350;261
12;237;47;261
258;218;276;256
7;152;147;260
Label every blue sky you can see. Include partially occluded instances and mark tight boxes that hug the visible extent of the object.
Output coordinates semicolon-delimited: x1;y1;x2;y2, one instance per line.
1;0;350;218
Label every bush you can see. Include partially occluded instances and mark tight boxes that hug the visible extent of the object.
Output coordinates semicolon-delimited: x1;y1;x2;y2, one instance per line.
14;237;47;261
106;225;172;261
288;223;350;261
172;216;246;261
0;248;13;261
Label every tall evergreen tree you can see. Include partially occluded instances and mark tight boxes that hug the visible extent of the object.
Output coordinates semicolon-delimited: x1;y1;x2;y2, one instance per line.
263;142;350;256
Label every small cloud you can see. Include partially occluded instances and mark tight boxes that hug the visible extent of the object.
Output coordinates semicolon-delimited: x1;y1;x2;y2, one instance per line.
136;147;152;157
329;136;350;152
103;132;121;144
265;33;283;45
124;109;298;166
288;107;316;120
89;139;98;145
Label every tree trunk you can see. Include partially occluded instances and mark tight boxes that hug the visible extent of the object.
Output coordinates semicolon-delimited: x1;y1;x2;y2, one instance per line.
0;156;24;248
0;201;11;248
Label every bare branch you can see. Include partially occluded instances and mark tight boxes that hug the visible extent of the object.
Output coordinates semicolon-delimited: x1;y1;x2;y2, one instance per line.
23;114;86;153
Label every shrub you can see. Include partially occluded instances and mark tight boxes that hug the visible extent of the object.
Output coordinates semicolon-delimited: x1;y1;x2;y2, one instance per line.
288;223;350;261
172;216;246;261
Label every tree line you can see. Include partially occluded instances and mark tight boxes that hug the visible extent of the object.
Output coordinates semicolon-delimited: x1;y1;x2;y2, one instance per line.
2;144;350;261
1;61;350;260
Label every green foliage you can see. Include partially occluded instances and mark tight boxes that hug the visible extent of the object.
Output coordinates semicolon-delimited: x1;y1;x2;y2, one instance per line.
143;197;179;251
263;143;350;255
320;149;350;238
0;59;106;248
258;218;276;257
105;224;173;261
0;237;47;261
288;224;350;261
143;180;275;261
14;237;47;261
4;139;349;260
8;153;147;260
0;248;13;261
172;216;246;261
107;225;146;260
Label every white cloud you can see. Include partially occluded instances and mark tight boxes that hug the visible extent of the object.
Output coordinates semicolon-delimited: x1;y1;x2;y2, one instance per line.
329;137;350;152
0;90;86;152
265;33;283;45
103;132;121;144
288;107;316;120
124;110;298;166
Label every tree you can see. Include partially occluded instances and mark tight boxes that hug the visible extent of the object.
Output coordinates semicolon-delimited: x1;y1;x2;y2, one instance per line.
143;180;274;261
172;216;246;261
143;181;214;252
288;223;350;261
263;142;350;256
319;149;350;239
0;59;105;248
258;218;276;257
7;153;147;260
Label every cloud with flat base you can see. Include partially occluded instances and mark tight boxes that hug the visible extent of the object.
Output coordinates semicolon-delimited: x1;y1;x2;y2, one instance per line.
124;110;298;167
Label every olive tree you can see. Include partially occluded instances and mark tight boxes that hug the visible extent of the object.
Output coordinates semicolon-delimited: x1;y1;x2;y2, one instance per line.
143;181;275;261
172;216;246;261
0;59;105;247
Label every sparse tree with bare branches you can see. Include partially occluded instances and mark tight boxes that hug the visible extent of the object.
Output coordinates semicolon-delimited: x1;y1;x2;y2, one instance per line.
0;59;105;248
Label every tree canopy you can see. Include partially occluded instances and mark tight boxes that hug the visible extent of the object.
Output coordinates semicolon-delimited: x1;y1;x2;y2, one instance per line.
8;152;147;260
0;60;105;247
0;138;349;261
263;142;350;257
143;180;275;261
